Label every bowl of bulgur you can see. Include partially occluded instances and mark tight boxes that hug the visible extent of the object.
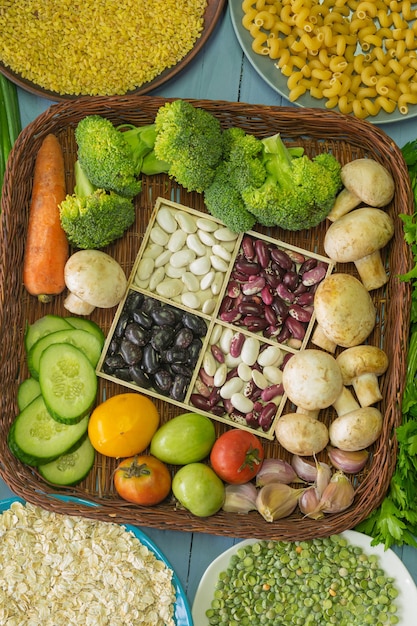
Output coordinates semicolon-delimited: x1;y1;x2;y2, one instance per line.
0;0;226;100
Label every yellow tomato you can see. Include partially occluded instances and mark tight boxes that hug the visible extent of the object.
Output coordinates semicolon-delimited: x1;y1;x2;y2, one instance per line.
88;393;160;458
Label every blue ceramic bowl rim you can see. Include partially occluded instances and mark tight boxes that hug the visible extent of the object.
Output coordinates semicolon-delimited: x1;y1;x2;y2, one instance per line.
0;495;193;626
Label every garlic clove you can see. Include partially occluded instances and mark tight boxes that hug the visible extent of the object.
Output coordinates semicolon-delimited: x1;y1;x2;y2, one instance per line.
256;458;300;487
256;483;305;522
291;455;317;482
327;446;369;473
299;486;324;520
316;471;355;514
222;483;258;514
315;457;332;498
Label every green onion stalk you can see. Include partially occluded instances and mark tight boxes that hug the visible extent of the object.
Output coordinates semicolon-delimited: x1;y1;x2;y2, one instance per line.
0;74;22;203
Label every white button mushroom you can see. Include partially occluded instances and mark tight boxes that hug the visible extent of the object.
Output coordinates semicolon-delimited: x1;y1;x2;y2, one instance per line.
282;349;344;418
324;207;394;291
336;345;389;407
328;405;383;452
275;412;330;456
64;249;127;315
311;273;376;353
326;158;395;222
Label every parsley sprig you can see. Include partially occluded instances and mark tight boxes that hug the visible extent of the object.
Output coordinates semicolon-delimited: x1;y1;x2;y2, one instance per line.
356;141;417;549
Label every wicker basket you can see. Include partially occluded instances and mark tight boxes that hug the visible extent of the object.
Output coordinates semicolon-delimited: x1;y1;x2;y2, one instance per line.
0;96;413;541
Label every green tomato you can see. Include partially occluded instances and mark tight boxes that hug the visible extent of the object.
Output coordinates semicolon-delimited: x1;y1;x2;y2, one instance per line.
172;463;225;517
150;412;216;465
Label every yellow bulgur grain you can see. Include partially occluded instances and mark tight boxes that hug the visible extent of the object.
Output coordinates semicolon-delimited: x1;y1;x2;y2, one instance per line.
0;0;208;96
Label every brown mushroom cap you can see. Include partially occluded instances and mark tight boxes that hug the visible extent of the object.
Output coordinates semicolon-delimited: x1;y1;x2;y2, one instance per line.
312;274;376;350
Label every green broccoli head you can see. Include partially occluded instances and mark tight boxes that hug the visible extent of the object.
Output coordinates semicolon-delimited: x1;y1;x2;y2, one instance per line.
242;133;343;231
59;161;135;249
153;100;223;193
75;115;142;198
204;163;256;233
221;127;266;194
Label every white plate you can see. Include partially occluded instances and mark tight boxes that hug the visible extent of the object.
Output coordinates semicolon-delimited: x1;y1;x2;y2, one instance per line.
229;1;417;125
192;530;417;625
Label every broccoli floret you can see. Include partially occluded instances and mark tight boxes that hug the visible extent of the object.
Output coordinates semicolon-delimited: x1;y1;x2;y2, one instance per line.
221;127;266;193
59;160;135;249
242;133;342;230
204;162;257;233
153;100;223;192
75;115;151;198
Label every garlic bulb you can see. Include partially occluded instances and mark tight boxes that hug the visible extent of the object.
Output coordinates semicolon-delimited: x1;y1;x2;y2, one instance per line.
256;483;305;522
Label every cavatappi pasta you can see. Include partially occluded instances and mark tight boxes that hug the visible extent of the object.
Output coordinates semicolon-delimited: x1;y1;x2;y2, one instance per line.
241;0;417;119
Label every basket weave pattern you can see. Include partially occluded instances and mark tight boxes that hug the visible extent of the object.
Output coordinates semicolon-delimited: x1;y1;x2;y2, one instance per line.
0;96;413;540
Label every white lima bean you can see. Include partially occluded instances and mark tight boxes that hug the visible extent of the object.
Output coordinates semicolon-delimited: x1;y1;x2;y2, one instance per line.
135;206;238;313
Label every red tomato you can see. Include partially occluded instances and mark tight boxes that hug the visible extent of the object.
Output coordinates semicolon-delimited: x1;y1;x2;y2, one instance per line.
114;455;172;506
210;429;264;484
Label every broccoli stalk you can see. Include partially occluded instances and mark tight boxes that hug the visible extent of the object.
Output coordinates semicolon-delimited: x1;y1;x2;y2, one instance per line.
59;161;136;249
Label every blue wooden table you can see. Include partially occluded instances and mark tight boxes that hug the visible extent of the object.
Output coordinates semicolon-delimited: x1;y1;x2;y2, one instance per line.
2;2;417;613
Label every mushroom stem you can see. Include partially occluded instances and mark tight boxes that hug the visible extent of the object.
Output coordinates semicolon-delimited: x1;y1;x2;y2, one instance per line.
327;187;361;222
354;251;389;291
64;292;96;315
332;386;360;416
352;372;383;407
311;325;338;353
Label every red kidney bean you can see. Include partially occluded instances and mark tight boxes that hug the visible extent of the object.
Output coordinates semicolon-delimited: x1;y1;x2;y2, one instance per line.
254;239;270;268
271;297;289;318
245;316;269;331
288;303;313;323
235;259;260;275
286;249;306;265
241;276;266;295
238;301;264;316
264;305;278;326
283;270;299;291
199;367;214;387
296;291;315;306
230;332;246;358
242;235;255;260
276;283;296;304
276;325;292;344
211;344;225;363
270;247;293;270
194;378;211;397
219;295;234;315
302;265;327;286
284;316;306;340
220;309;242;323
261;285;274;305
226;366;239;381
227;281;241;298
261;384;284;402
299;257;317;274
263;325;283;339
209;386;221;407
190;393;212;411
292;281;308;296
258;402;277;431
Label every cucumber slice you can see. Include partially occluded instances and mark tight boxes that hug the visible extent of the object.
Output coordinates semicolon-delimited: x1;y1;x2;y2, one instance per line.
8;395;89;466
17;377;41;411
39;435;95;486
39;343;97;425
65;317;105;348
24;314;73;353
27;328;103;379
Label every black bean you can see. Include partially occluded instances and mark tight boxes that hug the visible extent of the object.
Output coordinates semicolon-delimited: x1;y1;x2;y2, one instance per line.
151;306;178;326
104;354;126;370
173;327;194;349
132;310;153;329
125;322;150;346
150;326;175;352
187;337;204;365
125;290;144;312
154;369;173;394
129;365;152;388
182;312;207;337
141;344;160;374
115;311;129;338
120;339;143;366
113;368;132;382
170;375;189;401
164;347;188;364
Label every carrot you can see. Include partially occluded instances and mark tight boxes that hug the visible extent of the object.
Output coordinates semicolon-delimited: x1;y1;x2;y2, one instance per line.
23;134;69;302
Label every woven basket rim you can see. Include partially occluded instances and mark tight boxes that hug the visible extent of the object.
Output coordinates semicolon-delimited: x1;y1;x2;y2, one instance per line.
0;95;413;541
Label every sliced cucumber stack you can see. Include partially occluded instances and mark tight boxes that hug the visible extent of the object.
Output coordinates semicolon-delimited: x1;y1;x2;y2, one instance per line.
39;435;96;486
